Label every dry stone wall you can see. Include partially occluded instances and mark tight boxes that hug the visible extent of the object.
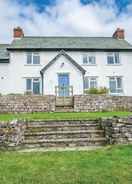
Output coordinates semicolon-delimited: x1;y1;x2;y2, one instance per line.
1;95;132;113
74;95;132;112
0;95;56;113
0;117;132;150
101;117;132;144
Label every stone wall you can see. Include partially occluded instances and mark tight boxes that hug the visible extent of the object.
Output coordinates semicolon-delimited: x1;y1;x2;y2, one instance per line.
74;95;132;112
0;120;25;149
1;95;132;113
101;117;132;144
0;117;132;150
0;95;56;113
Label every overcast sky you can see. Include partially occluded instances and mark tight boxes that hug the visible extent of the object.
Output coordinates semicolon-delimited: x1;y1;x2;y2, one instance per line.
0;0;132;43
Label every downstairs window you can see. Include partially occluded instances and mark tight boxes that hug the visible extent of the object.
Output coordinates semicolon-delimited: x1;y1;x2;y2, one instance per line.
26;78;40;94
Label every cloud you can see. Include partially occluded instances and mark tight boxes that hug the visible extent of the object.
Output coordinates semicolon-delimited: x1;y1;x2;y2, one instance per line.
0;0;132;43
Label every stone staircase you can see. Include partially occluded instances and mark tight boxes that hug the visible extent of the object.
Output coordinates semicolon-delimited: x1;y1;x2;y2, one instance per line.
55;97;74;112
22;120;107;149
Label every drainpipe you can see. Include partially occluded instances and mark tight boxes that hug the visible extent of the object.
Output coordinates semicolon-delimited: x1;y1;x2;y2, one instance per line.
83;72;85;95
40;71;44;95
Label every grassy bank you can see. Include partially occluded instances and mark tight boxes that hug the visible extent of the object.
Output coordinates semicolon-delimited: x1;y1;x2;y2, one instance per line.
0;111;132;121
0;145;132;184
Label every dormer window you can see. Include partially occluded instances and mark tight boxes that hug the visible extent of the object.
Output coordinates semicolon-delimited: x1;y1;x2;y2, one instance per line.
83;55;96;65
27;52;40;65
107;52;120;65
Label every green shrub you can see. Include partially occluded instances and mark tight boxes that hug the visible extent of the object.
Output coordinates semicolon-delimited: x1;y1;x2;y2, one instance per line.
98;87;109;94
85;88;98;94
84;87;109;95
24;91;32;95
7;93;23;96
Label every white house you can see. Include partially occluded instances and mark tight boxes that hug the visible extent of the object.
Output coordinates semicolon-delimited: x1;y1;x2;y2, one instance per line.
0;27;132;96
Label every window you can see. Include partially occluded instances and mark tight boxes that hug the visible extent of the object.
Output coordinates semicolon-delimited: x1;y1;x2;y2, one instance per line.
107;52;120;65
26;78;40;94
26;52;40;65
84;77;97;89
109;77;123;94
83;55;96;65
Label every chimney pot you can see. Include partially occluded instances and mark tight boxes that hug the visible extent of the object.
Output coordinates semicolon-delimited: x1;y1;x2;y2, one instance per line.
113;28;125;39
13;27;24;38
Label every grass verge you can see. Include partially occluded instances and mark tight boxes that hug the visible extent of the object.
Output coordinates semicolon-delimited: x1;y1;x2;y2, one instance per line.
0;145;132;184
0;111;132;122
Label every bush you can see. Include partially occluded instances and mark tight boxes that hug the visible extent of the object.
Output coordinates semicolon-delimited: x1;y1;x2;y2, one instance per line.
85;88;98;94
84;87;109;95
98;87;109;94
7;93;23;96
24;91;32;95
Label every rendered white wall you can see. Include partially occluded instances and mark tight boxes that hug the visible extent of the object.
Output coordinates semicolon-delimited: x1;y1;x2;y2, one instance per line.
44;55;83;95
0;50;132;96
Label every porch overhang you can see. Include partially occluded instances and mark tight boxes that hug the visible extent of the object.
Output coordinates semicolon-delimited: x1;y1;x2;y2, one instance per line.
40;50;86;75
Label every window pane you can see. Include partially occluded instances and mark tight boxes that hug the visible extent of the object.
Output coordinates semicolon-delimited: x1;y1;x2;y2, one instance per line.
33;53;40;64
33;81;40;94
33;78;40;94
90;78;97;88
109;78;116;93
117;77;122;89
83;55;88;65
115;53;120;64
107;55;114;64
84;77;89;89
89;56;96;65
26;79;32;90
27;53;32;64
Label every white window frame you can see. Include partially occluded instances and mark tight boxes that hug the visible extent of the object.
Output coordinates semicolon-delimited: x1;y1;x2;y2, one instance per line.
26;78;40;94
109;76;123;95
26;52;40;65
84;76;98;90
82;54;96;65
107;52;120;65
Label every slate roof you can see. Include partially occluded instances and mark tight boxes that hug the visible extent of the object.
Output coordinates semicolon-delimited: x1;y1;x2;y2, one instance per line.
41;50;86;74
0;44;9;63
8;36;132;51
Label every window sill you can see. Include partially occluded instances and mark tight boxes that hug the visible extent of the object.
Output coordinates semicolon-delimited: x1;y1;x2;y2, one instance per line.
109;92;123;96
82;64;97;66
106;64;122;66
24;64;42;66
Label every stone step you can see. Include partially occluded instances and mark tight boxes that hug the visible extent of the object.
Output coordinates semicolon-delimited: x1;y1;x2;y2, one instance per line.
55;107;74;112
25;123;101;132
25;120;99;126
22;137;107;148
24;130;104;140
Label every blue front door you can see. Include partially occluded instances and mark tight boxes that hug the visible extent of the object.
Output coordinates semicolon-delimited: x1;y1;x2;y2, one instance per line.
58;74;69;96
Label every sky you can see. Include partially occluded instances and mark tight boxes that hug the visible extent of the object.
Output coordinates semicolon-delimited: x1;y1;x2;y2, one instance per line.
0;0;132;43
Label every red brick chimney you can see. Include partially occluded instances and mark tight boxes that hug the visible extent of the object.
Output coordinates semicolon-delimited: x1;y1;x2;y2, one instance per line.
113;28;125;39
13;27;24;38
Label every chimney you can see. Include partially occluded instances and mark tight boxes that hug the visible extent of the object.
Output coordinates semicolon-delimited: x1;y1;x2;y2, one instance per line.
13;27;24;38
113;28;125;39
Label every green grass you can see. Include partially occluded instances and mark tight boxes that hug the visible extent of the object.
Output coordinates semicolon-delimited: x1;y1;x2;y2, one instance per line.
0;111;132;121
0;145;132;184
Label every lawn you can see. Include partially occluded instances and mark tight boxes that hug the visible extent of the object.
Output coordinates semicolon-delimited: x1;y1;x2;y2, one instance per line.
0;111;132;121
0;145;132;184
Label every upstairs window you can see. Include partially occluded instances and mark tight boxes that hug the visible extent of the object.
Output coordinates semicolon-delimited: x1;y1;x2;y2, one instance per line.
84;77;97;89
107;52;120;65
83;55;96;65
109;77;123;94
27;52;40;65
